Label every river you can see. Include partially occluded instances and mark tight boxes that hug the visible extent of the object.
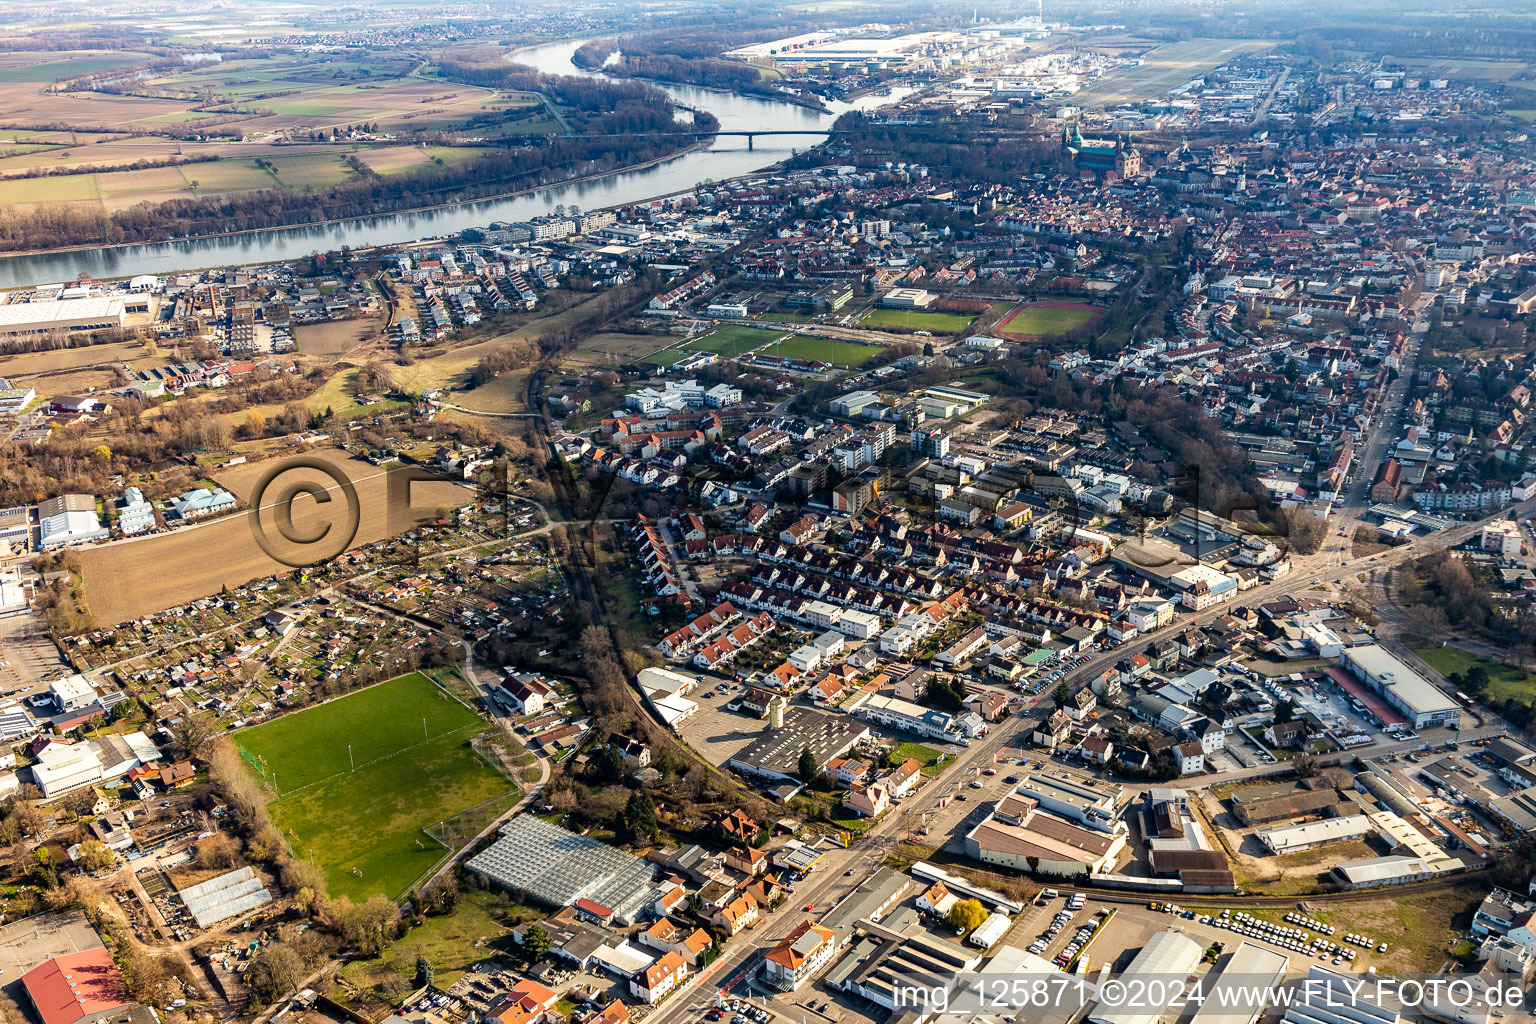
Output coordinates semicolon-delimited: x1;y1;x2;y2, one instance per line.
0;39;911;288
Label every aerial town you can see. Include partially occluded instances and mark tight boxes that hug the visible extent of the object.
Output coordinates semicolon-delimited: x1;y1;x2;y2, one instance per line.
0;3;1535;1024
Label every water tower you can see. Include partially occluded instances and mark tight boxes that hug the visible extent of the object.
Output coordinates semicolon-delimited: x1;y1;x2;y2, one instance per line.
768;696;786;730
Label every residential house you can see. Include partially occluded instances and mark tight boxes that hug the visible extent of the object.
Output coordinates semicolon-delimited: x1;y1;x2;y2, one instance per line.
842;781;890;818
630;950;688;1004
763;921;838;991
709;892;760;936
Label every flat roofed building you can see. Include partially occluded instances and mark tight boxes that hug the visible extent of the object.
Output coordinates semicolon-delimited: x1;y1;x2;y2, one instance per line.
1341;644;1460;728
880;287;935;308
1017;772;1127;833
0;297;125;336
726;707;869;785
50;675;96;712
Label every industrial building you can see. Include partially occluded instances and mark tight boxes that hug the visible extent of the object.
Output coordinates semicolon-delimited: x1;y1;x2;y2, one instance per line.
725;707;869;792
1016;772;1127;833
855;693;978;745
37;493;108;551
1330;855;1436;889
1086;930;1204;1024
1256;814;1371;855
964;792;1126;877
637;667;702;732
1187;942;1290;1024
0;297;125;336
20;948;145;1024
1340;645;1461;729
1283;966;1399;1024
825;919;982;1009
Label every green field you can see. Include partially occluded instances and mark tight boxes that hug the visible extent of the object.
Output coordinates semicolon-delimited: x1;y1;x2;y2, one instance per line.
890;741;948;778
269;153;353;188
237;672;514;902
684;324;782;356
859;309;976;333
0;174;100;204
640;348;689;366
1415;646;1536;704
998;304;1097;336
181;159;277;192
0;55;154;83
762;335;883;367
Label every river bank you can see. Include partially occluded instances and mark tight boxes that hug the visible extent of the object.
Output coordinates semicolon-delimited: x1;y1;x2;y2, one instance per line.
0;38;893;287
565;43;832;114
0;139;713;263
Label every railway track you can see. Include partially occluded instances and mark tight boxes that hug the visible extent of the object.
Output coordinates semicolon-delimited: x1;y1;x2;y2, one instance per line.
1069;868;1491;909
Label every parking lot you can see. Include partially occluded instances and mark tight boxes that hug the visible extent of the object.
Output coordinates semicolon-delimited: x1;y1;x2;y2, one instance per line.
1006;895;1397;979
0;612;68;698
676;680;775;769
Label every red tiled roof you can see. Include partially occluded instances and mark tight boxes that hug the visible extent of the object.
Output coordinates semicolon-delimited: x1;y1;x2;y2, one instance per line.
21;949;133;1024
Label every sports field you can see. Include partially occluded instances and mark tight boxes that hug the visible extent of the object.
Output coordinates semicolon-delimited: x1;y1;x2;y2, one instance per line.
639;348;689;366
858;309;976;333
237;672;514;901
995;301;1099;338
762;336;883;367
684;324;782;356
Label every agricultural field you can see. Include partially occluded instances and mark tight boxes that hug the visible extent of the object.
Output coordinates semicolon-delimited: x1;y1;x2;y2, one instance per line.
293;319;375;358
0;174;101;205
683;323;783;356
0;48;547;213
1388;56;1536;83
0;51;157;84
74;449;468;626
454;369;531;414
236;672;515;901
0;339;151;377
995;301;1099;338
1074;38;1273;106
354;145;483;176
858;308;975;333
762;335;883;367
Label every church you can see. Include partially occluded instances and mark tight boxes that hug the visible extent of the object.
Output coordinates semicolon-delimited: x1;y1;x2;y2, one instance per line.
1060;125;1141;179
